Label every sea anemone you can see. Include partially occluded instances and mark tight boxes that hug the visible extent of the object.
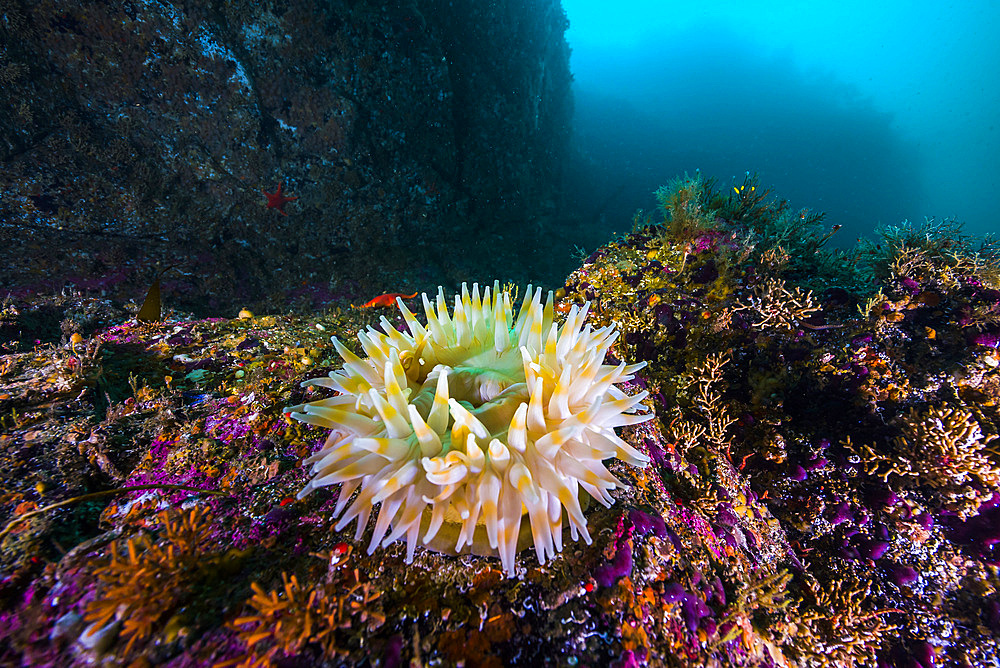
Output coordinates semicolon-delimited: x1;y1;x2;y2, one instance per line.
285;282;653;575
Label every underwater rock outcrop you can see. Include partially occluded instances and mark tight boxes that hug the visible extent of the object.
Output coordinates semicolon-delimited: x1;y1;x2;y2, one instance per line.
2;175;999;666
0;0;572;313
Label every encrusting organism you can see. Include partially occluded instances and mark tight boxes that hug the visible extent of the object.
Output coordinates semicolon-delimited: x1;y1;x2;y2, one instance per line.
286;282;653;575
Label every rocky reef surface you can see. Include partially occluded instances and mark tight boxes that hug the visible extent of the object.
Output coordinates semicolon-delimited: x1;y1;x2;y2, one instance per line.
2;175;1000;666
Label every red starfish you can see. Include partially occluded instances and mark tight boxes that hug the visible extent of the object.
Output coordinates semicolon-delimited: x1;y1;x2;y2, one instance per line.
262;182;298;215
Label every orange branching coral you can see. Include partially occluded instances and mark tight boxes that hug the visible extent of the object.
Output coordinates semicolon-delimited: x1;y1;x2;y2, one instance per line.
85;506;220;653
230;568;385;667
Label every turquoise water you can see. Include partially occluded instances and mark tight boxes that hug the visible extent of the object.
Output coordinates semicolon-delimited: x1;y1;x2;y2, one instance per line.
561;0;1000;243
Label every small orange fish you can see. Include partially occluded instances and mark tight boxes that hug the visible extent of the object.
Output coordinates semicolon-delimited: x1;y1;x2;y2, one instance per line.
360;292;418;308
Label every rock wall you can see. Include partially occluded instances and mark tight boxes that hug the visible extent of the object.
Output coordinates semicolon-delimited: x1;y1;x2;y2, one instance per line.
0;0;572;313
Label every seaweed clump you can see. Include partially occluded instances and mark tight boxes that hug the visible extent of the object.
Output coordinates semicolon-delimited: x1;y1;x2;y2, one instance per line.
227;568;384;667
84;506;246;654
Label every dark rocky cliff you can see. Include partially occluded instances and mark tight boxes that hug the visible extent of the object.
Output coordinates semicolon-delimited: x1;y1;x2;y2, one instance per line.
0;0;572;312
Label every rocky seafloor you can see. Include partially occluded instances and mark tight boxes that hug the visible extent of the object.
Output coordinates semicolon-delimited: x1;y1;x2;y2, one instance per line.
2;176;999;667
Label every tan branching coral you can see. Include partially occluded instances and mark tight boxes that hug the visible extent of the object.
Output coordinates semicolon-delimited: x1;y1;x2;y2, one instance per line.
666;350;737;475
663;352;740;514
857;289;888;321
963;300;1000;332
717;568;792;635
861;405;1000;517
867;217;1000;289
681;351;736;447
735;277;821;332
793;574;900;667
230;569;384;667
758;245;792;273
